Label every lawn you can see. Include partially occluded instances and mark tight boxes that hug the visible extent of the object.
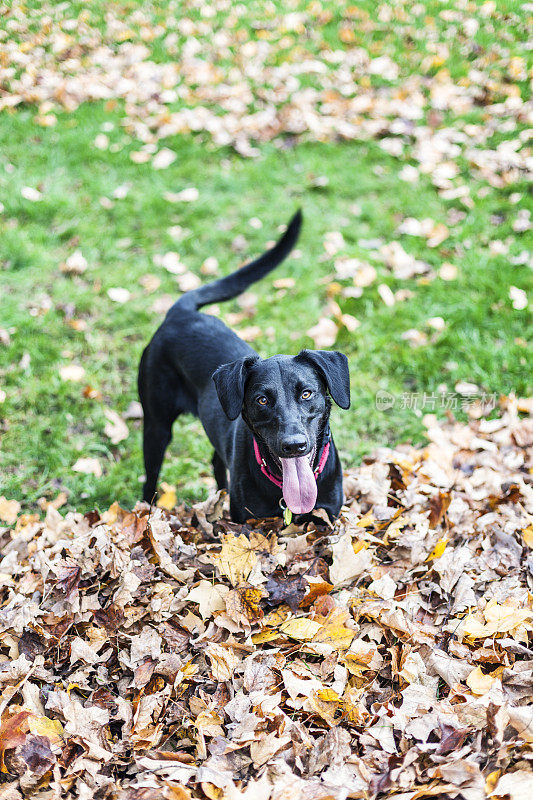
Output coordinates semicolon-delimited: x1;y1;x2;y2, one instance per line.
0;0;531;513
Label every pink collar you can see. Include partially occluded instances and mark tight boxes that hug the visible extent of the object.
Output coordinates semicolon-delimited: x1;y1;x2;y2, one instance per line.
253;438;331;489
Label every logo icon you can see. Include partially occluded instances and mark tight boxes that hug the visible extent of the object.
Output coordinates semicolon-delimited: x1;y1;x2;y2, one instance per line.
375;390;395;411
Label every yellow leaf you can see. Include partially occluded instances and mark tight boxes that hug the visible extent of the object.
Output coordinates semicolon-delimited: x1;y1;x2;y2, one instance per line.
226;585;264;624
28;715;64;744
522;523;533;548
157;482;176;510
426;537;448;561
466;666;496;695
342;687;368;725
251;629;279;645
263;606;291;627
317;688;340;702
201;784;222;800
356;510;375;528
382;515;406;545
167;786;192;800
194;709;224;737
214;533;258;586
279;618;322;641
305;689;341;726
181;660;199;680
312;622;354;651
485;770;501;793
484;600;532;631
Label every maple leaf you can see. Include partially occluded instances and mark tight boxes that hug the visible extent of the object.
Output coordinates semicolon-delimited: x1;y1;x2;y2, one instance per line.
54;563;82;601
214;533;258;586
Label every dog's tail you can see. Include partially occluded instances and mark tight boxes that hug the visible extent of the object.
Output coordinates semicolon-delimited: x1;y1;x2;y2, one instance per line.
174;210;302;312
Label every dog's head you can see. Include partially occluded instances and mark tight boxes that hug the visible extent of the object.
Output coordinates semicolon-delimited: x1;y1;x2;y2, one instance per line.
212;349;350;460
213;350;349;514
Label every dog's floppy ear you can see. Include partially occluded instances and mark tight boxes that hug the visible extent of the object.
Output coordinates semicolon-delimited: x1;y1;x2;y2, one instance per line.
212;355;259;420
296;350;350;409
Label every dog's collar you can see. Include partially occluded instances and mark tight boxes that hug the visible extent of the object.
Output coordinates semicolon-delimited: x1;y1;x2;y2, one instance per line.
252;436;331;489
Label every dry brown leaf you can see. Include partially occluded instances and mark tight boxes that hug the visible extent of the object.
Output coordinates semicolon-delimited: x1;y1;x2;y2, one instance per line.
187;581;229;620
329;534;372;585
204;643;241;681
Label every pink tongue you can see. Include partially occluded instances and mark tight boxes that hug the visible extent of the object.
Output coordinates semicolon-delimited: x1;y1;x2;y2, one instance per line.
281;456;317;514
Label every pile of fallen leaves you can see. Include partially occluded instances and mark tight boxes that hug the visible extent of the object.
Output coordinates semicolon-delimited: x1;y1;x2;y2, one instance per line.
1;396;532;799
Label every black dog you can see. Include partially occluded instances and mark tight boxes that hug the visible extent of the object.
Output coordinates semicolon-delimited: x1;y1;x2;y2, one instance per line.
138;210;350;523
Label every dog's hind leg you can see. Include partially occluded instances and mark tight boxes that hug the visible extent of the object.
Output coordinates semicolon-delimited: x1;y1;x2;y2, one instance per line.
142;417;173;504
138;347;196;504
212;451;228;491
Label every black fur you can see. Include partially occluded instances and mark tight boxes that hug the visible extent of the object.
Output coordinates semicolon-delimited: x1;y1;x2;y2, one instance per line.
138;210;350;523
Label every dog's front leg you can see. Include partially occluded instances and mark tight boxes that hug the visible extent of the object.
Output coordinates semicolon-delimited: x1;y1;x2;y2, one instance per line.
212;451;228;490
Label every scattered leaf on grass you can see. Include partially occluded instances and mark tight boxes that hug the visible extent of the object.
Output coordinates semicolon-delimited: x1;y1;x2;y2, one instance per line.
0;496;21;524
21;186;41;202
72;457;102;477
152;147;176;169
59;364;86;382
307;318;338;348
509;286;528;310
107;287;131;304
164;188;199;203
60;250;88;275
103;408;129;445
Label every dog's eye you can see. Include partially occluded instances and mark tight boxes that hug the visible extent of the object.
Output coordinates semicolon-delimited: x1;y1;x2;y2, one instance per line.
301;390;312;400
256;396;268;406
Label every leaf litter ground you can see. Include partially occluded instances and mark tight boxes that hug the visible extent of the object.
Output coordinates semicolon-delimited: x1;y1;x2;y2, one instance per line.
1;398;533;799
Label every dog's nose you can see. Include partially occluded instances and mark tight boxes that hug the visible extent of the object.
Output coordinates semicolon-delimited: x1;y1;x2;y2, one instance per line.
280;436;308;456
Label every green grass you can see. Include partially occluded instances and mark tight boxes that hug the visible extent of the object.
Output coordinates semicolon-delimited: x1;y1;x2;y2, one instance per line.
1;105;531;512
0;0;531;513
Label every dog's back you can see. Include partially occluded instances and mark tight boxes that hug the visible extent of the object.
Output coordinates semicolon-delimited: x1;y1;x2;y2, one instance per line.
138;211;302;503
140;210;302;394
